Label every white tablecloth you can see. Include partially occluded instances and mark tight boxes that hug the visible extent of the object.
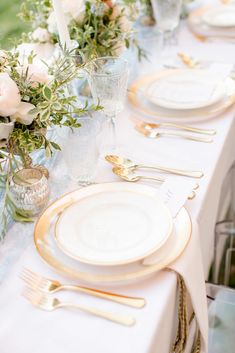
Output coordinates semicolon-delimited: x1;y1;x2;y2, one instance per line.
1;5;235;353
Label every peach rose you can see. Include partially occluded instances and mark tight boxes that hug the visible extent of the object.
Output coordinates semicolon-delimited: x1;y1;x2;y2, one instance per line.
17;42;55;61
0;73;21;117
17;59;52;86
110;5;132;32
11;102;37;125
0;121;14;141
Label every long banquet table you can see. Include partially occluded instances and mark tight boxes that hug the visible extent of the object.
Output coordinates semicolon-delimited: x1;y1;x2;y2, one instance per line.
1;7;235;353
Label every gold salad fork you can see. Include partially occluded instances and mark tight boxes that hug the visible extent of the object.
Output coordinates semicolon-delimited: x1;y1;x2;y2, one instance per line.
22;288;136;326
135;125;213;143
20;268;145;308
136;121;216;136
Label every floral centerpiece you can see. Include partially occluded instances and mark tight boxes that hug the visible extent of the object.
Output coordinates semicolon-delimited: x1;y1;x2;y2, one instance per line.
19;0;143;62
0;48;98;235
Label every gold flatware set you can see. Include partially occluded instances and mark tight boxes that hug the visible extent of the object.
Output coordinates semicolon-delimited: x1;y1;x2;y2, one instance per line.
106;155;203;179
137;121;216;136
135;124;214;143
21;268;145;326
106;155;200;200
23;287;136;326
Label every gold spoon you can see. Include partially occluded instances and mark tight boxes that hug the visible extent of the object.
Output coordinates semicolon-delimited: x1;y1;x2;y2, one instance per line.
106;155;203;179
113;166;165;183
113;167;197;199
137;121;216;136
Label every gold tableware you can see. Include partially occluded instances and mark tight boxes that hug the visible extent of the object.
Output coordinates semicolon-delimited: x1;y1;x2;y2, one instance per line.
177;52;198;69
112;167;197;200
34;183;192;285
22;288;135;326
21;268;145;308
106;155;203;179
112;166;164;183
135;125;213;143
134;120;216;136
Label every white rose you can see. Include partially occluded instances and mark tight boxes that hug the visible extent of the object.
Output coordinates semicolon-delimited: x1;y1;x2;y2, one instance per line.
17;59;52;86
47;1;85;34
0;121;14;141
11;102;37;125
32;27;51;43
62;0;85;22
0;73;21;117
17;42;55;61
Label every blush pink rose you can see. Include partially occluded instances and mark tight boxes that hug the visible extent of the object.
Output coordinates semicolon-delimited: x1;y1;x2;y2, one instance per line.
0;73;21;117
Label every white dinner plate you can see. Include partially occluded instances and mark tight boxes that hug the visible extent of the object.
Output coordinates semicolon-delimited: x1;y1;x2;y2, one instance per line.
145;70;225;110
55;184;173;266
202;6;235;28
34;183;191;286
128;69;235;123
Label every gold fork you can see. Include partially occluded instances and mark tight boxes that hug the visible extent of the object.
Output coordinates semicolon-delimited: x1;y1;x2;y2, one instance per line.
20;268;145;308
136;120;216;136
22;287;136;326
135;125;213;143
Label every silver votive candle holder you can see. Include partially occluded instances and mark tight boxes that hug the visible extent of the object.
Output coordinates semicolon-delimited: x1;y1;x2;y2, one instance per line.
11;168;49;216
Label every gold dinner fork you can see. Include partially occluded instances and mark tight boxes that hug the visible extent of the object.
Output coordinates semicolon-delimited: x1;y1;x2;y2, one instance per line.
20;268;145;308
22;288;136;326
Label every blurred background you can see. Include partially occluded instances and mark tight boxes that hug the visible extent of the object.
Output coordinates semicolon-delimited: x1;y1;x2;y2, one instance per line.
0;0;28;48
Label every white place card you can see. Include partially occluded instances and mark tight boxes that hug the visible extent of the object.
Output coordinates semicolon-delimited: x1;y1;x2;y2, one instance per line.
158;176;196;218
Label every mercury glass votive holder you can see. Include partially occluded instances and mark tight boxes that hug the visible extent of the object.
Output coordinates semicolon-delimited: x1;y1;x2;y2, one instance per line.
10;168;49;216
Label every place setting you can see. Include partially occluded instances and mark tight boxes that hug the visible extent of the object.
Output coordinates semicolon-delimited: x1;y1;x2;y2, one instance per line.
188;1;235;42
3;0;235;352
128;64;235;125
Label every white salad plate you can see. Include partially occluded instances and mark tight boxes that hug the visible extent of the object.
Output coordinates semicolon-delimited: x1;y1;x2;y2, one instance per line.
55;183;173;266
202;5;235;28
145;69;225;110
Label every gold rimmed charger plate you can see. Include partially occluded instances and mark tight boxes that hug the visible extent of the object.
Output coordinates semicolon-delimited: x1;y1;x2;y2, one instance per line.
188;6;235;41
128;69;235;124
34;183;192;286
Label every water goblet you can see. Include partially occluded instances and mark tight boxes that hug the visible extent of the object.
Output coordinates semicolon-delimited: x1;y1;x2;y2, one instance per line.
151;0;182;47
87;57;129;151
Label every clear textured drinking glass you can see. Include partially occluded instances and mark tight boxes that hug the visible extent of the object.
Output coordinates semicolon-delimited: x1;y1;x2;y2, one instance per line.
58;116;101;185
87;57;129;150
151;0;182;46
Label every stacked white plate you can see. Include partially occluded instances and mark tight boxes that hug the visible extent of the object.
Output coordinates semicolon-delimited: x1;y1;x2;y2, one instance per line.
34;183;192;286
188;5;235;42
129;68;235;123
202;5;235;29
